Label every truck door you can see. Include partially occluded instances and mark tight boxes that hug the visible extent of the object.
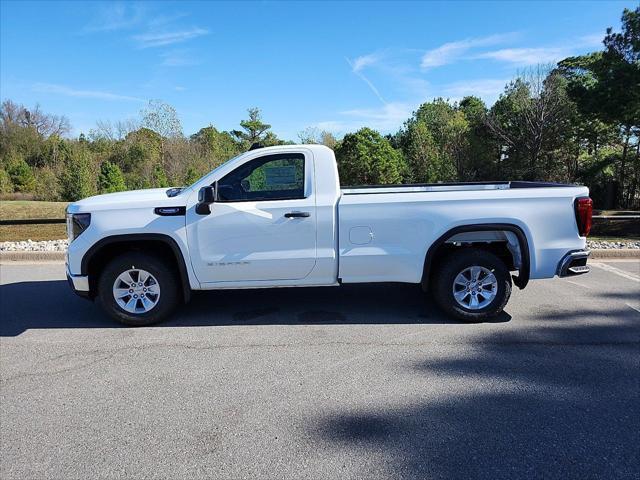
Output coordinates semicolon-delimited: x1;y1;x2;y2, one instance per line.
186;151;317;284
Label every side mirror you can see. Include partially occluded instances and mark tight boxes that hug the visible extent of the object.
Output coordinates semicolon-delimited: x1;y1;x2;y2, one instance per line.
196;186;215;215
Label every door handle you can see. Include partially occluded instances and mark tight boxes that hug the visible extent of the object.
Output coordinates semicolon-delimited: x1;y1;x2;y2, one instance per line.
284;211;310;218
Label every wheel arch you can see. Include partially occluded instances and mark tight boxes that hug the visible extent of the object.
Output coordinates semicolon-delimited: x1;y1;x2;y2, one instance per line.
421;223;531;290
81;234;191;302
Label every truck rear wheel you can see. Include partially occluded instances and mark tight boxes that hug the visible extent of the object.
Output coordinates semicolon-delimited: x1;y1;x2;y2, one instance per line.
432;248;511;322
97;252;180;326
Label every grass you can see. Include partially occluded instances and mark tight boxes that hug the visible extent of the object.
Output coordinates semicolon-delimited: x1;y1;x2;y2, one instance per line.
589;236;640;242
594;210;639;216
0;201;68;242
0;200;68;220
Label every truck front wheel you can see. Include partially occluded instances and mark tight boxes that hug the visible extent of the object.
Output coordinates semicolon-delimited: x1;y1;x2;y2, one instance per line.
432;249;512;322
97;252;180;326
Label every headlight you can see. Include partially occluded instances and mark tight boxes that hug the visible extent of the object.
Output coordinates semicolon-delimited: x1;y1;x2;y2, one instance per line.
66;213;91;242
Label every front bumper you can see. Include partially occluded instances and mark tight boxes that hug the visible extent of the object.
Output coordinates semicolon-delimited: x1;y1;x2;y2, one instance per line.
66;263;91;299
557;250;590;277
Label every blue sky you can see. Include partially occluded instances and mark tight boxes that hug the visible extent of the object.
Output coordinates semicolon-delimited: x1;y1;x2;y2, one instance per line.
0;1;633;139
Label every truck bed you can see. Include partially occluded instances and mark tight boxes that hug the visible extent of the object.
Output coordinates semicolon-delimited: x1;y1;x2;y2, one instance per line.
337;180;588;284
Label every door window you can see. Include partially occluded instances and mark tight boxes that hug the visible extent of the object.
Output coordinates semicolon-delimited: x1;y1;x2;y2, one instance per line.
216;153;305;202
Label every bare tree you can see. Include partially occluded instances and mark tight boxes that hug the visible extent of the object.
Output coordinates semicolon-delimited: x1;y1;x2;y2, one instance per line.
90;119;139;141
297;126;321;144
22;104;71;137
140;99;183;173
140;100;182;139
1;100;71;137
0;100;22;131
297;126;337;149
486;65;575;179
320;131;338;150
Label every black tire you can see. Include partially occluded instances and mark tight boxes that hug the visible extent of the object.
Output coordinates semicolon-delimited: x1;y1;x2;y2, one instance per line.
432;248;512;322
97;251;180;326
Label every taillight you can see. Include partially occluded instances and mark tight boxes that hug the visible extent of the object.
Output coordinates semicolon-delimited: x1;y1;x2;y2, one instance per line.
575;197;593;237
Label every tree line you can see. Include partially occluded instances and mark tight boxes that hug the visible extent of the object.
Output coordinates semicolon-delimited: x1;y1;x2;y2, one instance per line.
0;7;637;209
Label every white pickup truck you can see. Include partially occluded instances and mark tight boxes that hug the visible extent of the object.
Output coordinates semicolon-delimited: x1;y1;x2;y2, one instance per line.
66;144;593;325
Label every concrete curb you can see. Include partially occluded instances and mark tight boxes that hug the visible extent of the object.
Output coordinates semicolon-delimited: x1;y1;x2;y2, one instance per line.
589;249;640;259
0;251;66;262
1;249;639;263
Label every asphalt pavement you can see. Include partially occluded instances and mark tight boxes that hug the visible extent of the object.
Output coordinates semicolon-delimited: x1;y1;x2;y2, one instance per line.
1;260;639;479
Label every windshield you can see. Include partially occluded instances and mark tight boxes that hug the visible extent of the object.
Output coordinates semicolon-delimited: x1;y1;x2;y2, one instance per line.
188;152;245;189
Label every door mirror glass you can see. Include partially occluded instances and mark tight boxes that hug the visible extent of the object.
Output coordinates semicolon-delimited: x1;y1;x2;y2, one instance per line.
198;186;215;204
196;186;215;215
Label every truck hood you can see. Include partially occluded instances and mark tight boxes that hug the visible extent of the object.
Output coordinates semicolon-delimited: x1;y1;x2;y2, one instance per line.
67;187;190;213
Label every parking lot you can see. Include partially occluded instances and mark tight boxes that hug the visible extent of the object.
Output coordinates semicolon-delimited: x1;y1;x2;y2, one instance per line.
1;260;639;479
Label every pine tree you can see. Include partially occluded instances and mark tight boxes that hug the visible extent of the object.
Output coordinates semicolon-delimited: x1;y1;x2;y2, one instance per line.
97;161;126;193
231;108;272;147
60;146;96;201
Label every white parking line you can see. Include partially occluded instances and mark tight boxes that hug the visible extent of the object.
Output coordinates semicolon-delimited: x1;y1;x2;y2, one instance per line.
590;262;640;282
565;280;592;289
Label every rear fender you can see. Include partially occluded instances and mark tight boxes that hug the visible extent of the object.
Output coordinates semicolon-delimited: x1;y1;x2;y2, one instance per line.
422;223;531;290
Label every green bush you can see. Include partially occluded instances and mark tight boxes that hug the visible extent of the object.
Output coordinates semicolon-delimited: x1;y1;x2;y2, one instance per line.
97;161;126;193
152;162;169;188
34;167;62;201
334;127;405;185
183;166;201;185
0;167;13;194
60;146;97;201
7;156;36;192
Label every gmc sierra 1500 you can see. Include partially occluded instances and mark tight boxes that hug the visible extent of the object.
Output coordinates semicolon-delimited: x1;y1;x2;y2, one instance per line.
66;144;592;325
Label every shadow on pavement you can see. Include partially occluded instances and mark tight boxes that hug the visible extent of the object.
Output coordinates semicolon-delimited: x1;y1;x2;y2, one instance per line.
0;279;512;336
311;317;640;479
595;290;640;301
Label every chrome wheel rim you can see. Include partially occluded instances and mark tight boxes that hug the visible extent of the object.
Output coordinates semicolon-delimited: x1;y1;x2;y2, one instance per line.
452;265;498;310
113;268;161;314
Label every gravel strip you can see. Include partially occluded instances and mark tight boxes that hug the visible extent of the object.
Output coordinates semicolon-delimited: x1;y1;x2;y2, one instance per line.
0;239;69;252
1;238;640;252
587;240;640;249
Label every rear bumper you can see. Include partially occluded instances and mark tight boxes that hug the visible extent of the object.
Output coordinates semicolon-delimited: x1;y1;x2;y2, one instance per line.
66;263;91;299
557;250;590;277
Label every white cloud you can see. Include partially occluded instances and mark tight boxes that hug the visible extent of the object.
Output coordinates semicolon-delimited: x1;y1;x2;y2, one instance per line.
476;47;568;66
351;52;384;72
33;83;143;102
133;27;209;48
421;33;517;69
160;49;199;67
346;57;387;105
147;12;190;28
316;102;414;135
442;78;509;98
578;33;604;48
83;2;145;33
83;4;191;34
